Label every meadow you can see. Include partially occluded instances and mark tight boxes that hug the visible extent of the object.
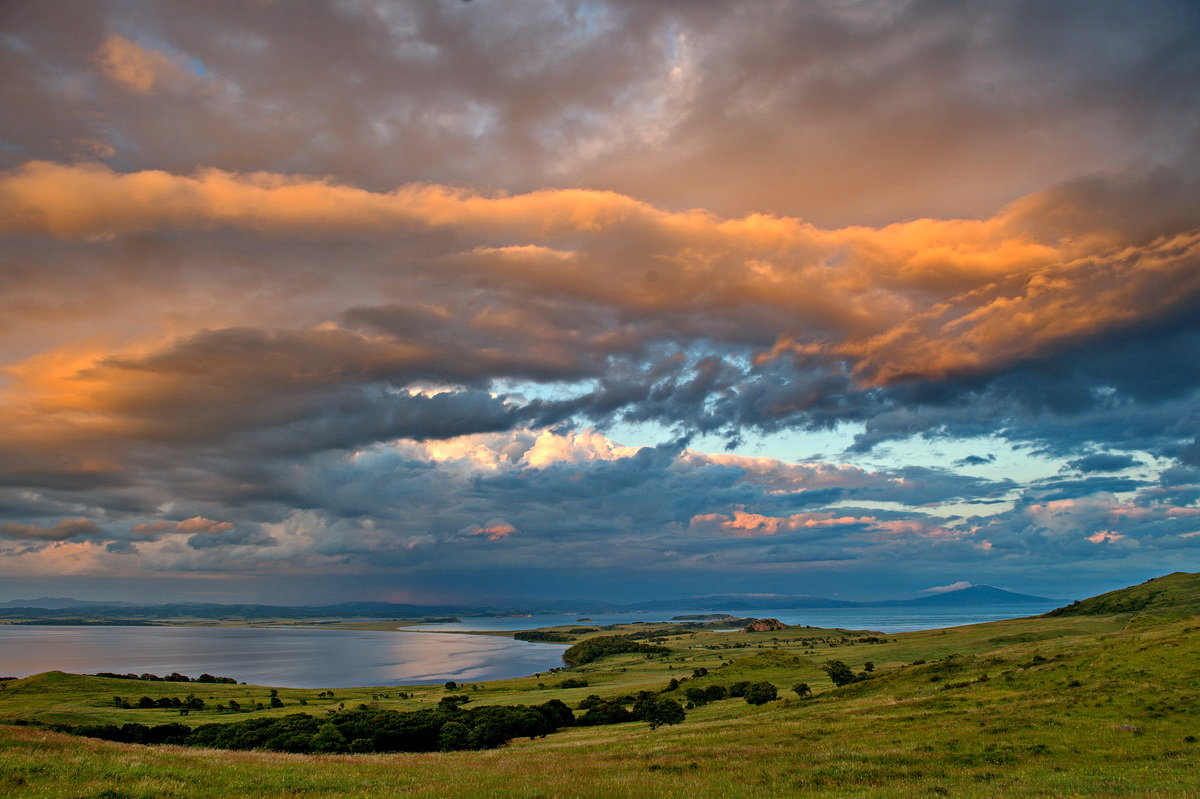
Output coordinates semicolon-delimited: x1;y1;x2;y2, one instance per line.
1;574;1198;797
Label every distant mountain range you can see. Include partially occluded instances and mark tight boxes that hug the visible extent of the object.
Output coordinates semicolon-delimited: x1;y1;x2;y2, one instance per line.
0;585;1056;620
0;597;132;609
623;585;1055;611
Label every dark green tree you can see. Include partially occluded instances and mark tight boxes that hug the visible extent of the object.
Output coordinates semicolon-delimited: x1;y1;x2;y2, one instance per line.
642;698;685;729
744;682;778;705
308;722;347;753
437;721;471;751
823;660;857;686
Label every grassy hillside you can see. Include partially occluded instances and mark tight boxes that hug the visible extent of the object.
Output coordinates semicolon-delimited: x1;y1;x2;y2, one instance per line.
1045;571;1200;621
1;578;1198;797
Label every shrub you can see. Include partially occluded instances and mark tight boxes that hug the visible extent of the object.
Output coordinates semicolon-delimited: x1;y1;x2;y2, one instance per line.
744;682;778;705
823;660;858;687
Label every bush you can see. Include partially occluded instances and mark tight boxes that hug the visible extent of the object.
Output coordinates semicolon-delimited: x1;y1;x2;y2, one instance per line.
57;703;575;755
744;682;777;705
823;660;858;687
640;698;685;729
576;702;634;726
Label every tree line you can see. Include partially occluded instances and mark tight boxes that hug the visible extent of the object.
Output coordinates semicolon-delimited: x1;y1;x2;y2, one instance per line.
94;672;239;684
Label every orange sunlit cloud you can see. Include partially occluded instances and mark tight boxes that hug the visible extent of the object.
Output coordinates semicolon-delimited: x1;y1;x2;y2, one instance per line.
3;161;1195;396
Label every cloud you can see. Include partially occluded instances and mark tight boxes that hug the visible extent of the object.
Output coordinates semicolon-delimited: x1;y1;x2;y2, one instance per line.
130;516;234;536
1;2;1199;598
6;2;1198;227
689;510;876;538
1066;453;1141;474
5;162;1198;410
921;580;974;594
94;35;200;95
955;455;995;467
0;518;101;541
462;520;517;541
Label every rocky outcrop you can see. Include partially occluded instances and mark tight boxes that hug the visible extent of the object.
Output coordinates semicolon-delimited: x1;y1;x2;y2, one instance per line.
742;618;787;632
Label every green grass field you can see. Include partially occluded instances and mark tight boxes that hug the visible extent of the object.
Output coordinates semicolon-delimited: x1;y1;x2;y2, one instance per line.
2;574;1198;798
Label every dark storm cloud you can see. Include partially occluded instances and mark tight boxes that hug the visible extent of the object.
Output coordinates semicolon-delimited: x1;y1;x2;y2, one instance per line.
1067;453;1141;474
955;455;995;467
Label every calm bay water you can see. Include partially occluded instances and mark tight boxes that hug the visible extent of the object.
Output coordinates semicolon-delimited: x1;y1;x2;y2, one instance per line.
0;626;568;688
0;603;1059;688
411;602;1062;634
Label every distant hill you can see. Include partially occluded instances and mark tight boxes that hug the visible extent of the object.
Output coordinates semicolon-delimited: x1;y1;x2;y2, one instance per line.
625;594;861;611
1045;571;1200;618
0;598;131;609
627;586;1053;611
871;585;1056;607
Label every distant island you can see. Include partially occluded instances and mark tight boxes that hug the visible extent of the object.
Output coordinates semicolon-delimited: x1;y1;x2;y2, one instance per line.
670;613;737;621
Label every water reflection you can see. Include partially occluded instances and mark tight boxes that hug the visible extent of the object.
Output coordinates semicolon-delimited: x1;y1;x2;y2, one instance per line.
0;626;567;688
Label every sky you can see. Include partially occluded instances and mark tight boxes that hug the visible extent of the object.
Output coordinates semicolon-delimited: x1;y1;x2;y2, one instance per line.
1;0;1199;606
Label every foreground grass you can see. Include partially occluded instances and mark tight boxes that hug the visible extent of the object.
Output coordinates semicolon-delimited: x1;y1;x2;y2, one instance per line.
2;609;1198;797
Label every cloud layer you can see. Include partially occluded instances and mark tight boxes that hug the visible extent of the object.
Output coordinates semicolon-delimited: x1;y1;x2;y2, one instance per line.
1;0;1198;601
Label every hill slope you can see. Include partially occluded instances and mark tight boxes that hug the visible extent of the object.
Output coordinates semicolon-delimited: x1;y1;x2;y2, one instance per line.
1045;571;1200;618
873;585;1054;606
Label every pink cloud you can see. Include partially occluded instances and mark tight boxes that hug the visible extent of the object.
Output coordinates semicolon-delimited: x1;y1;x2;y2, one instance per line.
130;516;234;536
0;518;100;541
462;520;517;541
690;510;875;538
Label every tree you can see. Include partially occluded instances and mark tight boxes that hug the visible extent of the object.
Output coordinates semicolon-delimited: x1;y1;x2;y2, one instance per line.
438;695;470;711
576;694;605;711
864;662;874;672
642;698;685;729
310;722;348;753
823;660;857;687
437;721;471;751
744;682;778;705
792;682;811;699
